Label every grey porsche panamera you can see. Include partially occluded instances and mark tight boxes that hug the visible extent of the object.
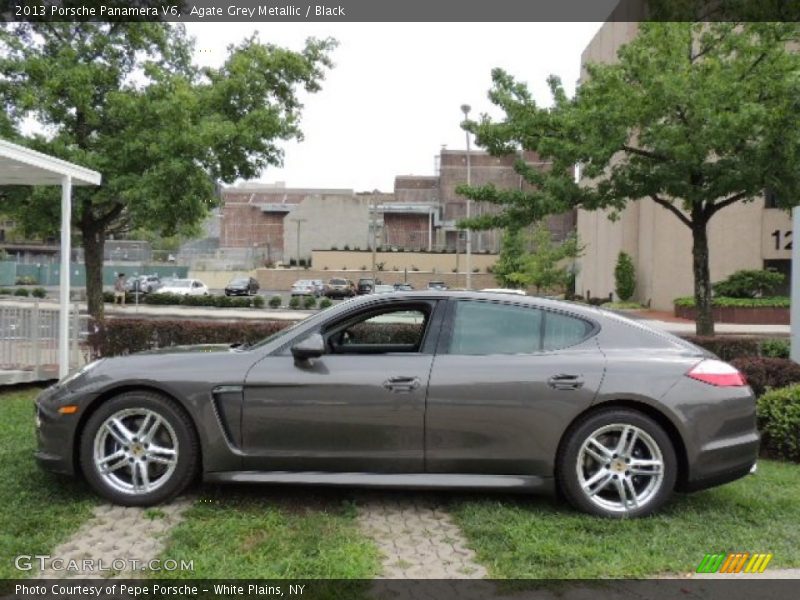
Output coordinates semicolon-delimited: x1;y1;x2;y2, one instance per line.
35;291;758;518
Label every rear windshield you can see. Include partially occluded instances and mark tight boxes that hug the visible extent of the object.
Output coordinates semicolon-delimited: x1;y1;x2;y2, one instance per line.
330;279;347;284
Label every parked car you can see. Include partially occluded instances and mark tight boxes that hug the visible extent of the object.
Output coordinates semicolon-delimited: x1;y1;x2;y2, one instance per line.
373;284;395;294
225;277;260;297
393;283;414;291
125;275;161;294
480;288;526;296
157;278;208;296
310;279;327;296
35;291;758;517
325;278;356;298
357;278;375;295
290;280;319;297
427;280;448;290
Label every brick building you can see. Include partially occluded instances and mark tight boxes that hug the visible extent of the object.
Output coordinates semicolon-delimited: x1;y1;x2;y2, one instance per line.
217;147;577;265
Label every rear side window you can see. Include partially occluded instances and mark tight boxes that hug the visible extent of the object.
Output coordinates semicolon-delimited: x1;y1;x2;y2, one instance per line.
448;301;592;355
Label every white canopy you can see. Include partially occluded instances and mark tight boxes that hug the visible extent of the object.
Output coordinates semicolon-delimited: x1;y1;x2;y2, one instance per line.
0;138;102;378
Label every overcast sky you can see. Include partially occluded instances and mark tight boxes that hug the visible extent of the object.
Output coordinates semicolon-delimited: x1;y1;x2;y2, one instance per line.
184;22;602;192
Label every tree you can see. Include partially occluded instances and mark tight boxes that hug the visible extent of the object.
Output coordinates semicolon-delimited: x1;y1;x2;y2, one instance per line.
459;22;800;335
492;227;526;287
506;223;583;294
614;251;636;302
0;22;335;317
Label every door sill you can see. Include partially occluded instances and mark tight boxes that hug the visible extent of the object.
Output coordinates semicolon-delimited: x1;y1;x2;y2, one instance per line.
203;470;550;491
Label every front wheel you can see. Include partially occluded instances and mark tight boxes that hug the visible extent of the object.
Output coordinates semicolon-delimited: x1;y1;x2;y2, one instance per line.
556;409;677;518
80;391;199;506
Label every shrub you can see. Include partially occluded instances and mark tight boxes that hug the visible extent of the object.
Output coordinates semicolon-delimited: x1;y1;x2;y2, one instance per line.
303;296;317;309
587;296;607;306
31;287;47;299
683;336;761;362
88;318;291;358
674;296;790;308
251;295;265;308
269;295;282;308
614;251;636;301
319;298;332;309
0;288;12;295
14;275;36;285
761;338;790;359
712;268;784;298
13;288;29;297
144;292;183;305
289;296;301;309
757;385;800;462
730;357;800;398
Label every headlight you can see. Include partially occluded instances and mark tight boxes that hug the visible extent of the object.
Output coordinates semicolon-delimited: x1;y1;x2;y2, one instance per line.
58;359;104;387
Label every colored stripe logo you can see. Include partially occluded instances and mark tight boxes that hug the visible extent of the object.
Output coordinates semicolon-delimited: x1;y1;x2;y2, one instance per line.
697;553;773;574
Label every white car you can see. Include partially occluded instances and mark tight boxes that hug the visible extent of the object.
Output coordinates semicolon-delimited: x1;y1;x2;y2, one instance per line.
480;288;526;296
291;280;319;297
373;284;395;294
158;279;209;296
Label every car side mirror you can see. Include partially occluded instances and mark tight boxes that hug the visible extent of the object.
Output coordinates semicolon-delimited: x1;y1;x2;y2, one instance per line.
291;333;325;361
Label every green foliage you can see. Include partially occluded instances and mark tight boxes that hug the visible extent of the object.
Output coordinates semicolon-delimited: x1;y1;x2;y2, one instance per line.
761;338;790;359
268;295;282;309
757;385;800;462
31;287;46;299
14;276;36;285
489;228;525;288
319;297;333;309
289;296;301;309
13;288;29;297
103;292;263;309
303;295;317;309
88;319;290;357
0;22;336;318
684;336;762;362
614;251;636;301
712;269;785;298
0;288;11;295
458;22;800;336
731;357;800;398
674;296;790;308
504;224;583;293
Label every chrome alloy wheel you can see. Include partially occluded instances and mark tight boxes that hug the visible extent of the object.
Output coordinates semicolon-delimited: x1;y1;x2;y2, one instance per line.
576;423;664;514
93;408;178;495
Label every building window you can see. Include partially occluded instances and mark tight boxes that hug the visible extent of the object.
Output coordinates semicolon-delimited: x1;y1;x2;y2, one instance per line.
765;188;780;209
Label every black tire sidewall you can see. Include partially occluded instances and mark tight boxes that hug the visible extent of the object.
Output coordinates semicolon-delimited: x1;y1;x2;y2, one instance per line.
79;392;198;506
557;409;677;518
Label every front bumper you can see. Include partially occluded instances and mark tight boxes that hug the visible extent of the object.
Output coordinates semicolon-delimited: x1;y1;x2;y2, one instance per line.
34;385;90;476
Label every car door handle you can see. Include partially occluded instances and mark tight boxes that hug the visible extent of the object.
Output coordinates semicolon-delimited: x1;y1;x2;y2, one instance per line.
547;374;584;390
383;376;421;393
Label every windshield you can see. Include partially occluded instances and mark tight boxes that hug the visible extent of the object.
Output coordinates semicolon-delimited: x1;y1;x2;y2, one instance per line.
230;278;248;285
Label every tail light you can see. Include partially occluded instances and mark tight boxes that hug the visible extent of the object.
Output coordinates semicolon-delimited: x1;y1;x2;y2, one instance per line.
687;359;747;387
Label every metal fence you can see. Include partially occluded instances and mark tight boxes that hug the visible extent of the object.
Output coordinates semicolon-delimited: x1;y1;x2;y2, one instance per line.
0;302;90;385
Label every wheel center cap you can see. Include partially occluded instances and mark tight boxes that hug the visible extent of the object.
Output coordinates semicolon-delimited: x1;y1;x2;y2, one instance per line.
611;460;626;472
131;444;144;456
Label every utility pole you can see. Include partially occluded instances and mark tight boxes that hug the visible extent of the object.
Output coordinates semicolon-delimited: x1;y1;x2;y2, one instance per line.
461;104;473;290
371;197;378;282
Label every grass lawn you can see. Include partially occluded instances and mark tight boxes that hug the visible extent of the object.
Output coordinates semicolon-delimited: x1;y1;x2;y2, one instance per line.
450;460;800;578
157;485;379;579
0;386;97;579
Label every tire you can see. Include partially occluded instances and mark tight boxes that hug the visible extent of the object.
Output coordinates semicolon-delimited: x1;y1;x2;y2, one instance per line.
556;408;677;518
80;391;199;506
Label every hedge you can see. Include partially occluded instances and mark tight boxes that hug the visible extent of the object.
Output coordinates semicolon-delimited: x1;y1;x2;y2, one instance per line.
88;319;291;357
730;357;800;398
757;385;800;462
674;296;790;308
102;291;264;309
682;336;762;362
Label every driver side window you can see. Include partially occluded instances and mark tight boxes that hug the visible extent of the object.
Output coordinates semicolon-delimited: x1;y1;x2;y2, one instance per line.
327;307;429;354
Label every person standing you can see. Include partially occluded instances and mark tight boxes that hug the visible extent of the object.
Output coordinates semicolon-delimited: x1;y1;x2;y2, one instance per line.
114;273;126;306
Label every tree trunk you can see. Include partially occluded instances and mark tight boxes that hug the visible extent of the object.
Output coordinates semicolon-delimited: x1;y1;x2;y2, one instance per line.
82;226;106;320
691;217;714;336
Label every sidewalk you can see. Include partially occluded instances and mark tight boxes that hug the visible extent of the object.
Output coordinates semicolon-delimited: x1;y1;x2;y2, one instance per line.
620;309;790;336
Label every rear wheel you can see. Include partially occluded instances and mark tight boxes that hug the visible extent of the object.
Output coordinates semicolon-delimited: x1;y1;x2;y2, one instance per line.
80;391;198;506
557;409;677;518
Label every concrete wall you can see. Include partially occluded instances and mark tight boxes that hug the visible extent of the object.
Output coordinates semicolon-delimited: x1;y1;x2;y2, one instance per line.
311;250;497;273
285;195;372;261
254;268;498;291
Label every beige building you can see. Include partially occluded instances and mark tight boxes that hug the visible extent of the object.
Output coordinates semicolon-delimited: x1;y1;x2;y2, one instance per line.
575;22;792;310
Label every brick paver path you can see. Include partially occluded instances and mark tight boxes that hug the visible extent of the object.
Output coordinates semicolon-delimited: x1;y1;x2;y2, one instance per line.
36;499;191;579
356;493;487;579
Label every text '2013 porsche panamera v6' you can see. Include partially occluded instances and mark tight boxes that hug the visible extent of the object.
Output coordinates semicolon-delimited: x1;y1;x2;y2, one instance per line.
35;291;758;518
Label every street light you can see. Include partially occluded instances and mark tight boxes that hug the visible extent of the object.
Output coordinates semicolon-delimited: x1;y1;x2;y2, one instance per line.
461;103;473;289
